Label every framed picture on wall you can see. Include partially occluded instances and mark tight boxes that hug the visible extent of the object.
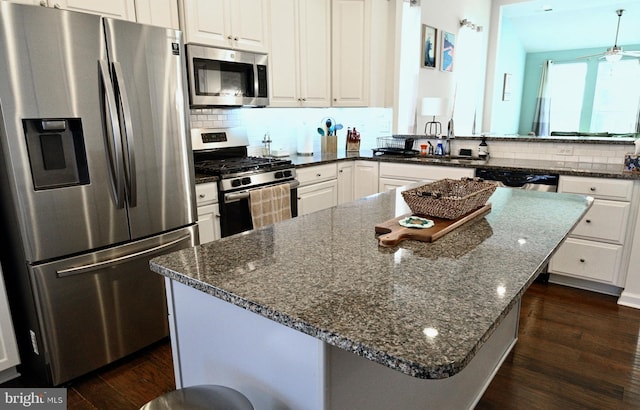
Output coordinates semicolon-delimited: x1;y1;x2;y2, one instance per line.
441;31;455;72
421;25;437;69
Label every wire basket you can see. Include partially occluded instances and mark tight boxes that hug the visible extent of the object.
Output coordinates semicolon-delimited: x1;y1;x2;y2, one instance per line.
401;178;497;219
377;137;406;150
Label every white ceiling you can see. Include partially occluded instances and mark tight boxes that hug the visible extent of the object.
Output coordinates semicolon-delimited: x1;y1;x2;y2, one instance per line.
501;0;640;52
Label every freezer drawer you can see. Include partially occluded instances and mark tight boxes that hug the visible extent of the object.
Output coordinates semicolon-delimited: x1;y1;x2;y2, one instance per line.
28;226;195;385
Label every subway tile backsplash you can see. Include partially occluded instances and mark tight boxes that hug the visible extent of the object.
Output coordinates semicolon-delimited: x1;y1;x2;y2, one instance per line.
190;108;634;166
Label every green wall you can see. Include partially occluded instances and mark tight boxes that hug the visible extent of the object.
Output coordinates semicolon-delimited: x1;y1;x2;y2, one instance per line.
518;44;640;135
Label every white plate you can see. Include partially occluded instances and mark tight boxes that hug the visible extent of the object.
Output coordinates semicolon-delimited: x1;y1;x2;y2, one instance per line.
398;216;434;229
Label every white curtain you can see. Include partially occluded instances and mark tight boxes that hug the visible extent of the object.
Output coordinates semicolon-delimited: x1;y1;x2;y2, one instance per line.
532;60;553;136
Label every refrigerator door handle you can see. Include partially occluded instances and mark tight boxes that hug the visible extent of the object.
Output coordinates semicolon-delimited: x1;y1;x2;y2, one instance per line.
55;234;192;278
112;61;137;207
99;59;126;209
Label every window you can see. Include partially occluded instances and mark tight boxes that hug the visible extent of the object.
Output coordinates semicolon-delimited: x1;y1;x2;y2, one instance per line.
548;62;587;132
590;60;640;133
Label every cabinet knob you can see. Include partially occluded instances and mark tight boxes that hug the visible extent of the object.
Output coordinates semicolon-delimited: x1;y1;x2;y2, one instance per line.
316;173;321;177
333;98;337;101
199;194;206;199
579;258;585;263
339;170;343;173
585;219;591;223
297;98;302;101
234;37;238;41
227;35;232;39
302;98;306;101
590;187;596;191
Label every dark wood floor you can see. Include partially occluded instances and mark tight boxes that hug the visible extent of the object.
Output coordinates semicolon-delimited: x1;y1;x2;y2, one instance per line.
4;282;640;409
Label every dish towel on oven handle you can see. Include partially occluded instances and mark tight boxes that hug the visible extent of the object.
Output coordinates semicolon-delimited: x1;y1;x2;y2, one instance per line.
249;184;292;229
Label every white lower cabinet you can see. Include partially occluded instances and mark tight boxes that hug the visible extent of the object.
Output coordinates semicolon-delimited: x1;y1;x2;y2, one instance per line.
549;238;622;284
378;163;474;192
196;182;220;244
549;176;636;293
353;160;379;198
337;161;354;204
298;180;338;215
297;164;338;215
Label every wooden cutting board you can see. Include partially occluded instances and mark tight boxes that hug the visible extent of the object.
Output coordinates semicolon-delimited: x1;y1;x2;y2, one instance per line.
375;204;492;247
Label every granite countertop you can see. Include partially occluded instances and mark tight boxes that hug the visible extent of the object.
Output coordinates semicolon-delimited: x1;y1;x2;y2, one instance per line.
289;151;640;180
150;187;591;379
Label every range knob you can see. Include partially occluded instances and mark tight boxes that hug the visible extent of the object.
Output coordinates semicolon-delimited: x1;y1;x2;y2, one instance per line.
241;177;251;185
283;170;293;177
231;179;242;187
275;171;284;179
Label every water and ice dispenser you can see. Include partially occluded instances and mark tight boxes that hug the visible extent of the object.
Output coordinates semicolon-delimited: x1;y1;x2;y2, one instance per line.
23;118;89;190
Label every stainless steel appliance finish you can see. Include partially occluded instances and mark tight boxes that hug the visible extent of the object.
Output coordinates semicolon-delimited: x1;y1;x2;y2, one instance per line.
186;44;269;107
0;3;196;385
192;128;297;237
475;168;559;192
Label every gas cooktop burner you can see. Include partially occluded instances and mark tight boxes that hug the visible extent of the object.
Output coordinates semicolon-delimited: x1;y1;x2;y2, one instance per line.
195;156;293;176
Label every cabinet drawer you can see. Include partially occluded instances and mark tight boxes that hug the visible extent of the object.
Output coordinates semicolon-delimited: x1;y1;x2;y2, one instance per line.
570;199;630;244
379;163;474;181
297;164;337;186
549;237;622;284
559;176;633;201
195;182;218;206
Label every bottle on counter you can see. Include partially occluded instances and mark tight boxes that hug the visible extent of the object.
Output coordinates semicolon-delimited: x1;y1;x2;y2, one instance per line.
478;137;489;159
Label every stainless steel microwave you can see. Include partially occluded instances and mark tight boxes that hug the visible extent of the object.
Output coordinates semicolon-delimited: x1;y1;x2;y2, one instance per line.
186;44;269;107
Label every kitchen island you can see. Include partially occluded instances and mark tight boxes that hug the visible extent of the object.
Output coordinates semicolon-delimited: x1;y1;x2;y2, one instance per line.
150;186;592;409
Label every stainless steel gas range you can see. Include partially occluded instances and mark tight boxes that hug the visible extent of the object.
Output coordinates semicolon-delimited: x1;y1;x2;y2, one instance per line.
192;127;299;237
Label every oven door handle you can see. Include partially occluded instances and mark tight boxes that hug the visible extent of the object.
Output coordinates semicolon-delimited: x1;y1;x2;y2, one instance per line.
224;180;300;202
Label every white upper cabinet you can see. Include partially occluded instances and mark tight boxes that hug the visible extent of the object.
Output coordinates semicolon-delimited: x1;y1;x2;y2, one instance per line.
135;0;179;29
24;0;137;20
12;0;177;27
331;0;370;107
180;0;268;52
268;0;331;107
331;0;392;107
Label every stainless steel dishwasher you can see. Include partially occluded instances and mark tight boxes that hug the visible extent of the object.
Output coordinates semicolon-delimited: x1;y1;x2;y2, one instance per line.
475;168;559;191
475;168;560;282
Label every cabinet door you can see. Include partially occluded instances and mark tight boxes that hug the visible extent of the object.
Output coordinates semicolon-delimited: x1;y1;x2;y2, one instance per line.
299;0;331;107
56;0;136;20
331;0;370;106
229;0;268;52
379;178;414;192
135;0;179;29
182;0;230;47
337;162;354;204
268;0;300;106
354;160;379;198
197;203;221;244
297;180;338;215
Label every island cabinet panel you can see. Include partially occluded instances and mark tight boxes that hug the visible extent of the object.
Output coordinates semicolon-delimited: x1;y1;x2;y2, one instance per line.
549;176;637;293
166;279;520;410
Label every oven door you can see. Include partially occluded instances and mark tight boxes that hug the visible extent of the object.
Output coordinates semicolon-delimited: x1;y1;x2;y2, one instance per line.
219;180;299;237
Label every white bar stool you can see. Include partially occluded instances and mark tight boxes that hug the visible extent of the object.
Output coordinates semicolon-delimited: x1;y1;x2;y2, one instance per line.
140;385;254;410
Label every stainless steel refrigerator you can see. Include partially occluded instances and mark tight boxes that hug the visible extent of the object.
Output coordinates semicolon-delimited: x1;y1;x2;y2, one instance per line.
0;3;197;385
